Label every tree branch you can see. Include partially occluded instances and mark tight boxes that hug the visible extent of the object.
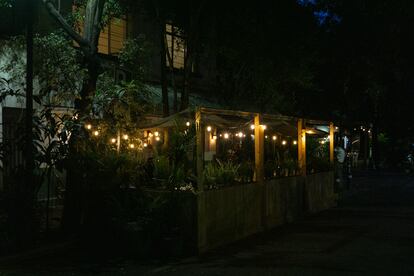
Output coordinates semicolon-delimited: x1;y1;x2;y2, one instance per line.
41;0;91;50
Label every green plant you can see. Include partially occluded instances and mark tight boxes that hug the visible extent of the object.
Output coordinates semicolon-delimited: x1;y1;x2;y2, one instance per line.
204;159;240;187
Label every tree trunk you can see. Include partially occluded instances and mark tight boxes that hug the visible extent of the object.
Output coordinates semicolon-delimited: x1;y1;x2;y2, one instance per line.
160;20;169;117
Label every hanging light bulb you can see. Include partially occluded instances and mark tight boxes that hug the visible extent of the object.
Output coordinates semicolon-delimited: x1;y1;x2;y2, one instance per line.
85;124;92;130
282;140;287;145
224;133;230;139
111;138;116;144
93;130;99;136
143;143;148;147
238;131;243;138
261;125;267;130
148;132;154;138
272;135;277;141
293;140;297;145
186;121;190;127
155;136;160;141
206;126;212;132
250;124;255;130
154;131;159;137
265;135;268;139
123;134;129;140
129;144;135;149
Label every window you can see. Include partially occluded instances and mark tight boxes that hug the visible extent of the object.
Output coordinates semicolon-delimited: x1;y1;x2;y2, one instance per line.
97;17;127;55
165;23;185;69
73;6;127;55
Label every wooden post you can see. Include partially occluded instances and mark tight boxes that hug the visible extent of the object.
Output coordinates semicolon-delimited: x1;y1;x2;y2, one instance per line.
298;119;306;176
196;109;204;191
254;114;264;184
329;122;335;164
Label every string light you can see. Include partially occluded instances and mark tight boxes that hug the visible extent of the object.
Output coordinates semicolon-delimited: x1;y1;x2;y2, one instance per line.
129;144;135;149
85;124;92;130
148;132;153;138
154;131;159;137
238;132;243;138
250;124;255;130
261;125;267;130
265;135;268;139
212;135;217;140
282;140;287;145
293;140;297;145
123;134;129;140
224;133;230;139
272;135;277;141
186;121;190;127
143;143;148;147
155;136;160;141
93;130;99;136
111;138;116;143
207;126;212;132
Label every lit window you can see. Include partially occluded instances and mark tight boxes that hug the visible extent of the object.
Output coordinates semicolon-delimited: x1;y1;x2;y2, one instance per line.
73;6;127;55
165;23;185;69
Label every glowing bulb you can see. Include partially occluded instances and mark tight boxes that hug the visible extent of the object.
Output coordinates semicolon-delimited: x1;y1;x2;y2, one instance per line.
293;140;297;145
186;121;190;127
265;135;268;139
238;132;243;138
154;131;159;137
143;143;148;147
85;124;92;130
272;135;277;141
123;134;129;140
93;130;99;136
111;138;116;143
212;135;217;140
148;132;153;138
250;124;255;130
207;126;212;132
261;125;267;130
129;144;135;149
282;140;287;145
320;140;326;144
224;133;229;139
155;136;160;141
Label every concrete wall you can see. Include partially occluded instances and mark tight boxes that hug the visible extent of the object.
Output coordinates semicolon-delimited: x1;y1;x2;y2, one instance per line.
197;171;335;253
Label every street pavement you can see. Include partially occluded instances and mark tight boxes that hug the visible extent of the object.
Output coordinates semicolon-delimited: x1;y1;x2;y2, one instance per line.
1;172;414;275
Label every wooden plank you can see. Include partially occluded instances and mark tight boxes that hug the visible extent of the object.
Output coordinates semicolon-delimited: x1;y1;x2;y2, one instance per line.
196;109;204;191
254;114;264;184
329;122;335;164
298;119;306;176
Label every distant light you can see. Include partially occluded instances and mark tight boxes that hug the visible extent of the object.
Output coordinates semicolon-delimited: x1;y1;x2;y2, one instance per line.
251;134;255;139
123;134;129;140
293;140;297;145
261;125;267;130
238;132;243;138
272;135;277;141
85;124;92;130
265;135;268;139
282;140;287;145
224;133;230;139
320;140;326;144
207;126;212;132
250;124;255;130
93;130;99;136
186;121;190;127
143;143;148;147
306;130;315;134
155;136;160;141
111;138;116;144
219;134;223;137
154;131;159;137
129;144;135;149
148;132;154;138
212;135;217;140
335;126;339;130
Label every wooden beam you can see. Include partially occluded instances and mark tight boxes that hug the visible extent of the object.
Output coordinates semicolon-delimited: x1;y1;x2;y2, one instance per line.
329;122;335;164
196;109;204;191
298;119;306;176
254;114;264;184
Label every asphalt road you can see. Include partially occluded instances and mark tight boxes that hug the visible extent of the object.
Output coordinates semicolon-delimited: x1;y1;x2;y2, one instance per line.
2;172;414;275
